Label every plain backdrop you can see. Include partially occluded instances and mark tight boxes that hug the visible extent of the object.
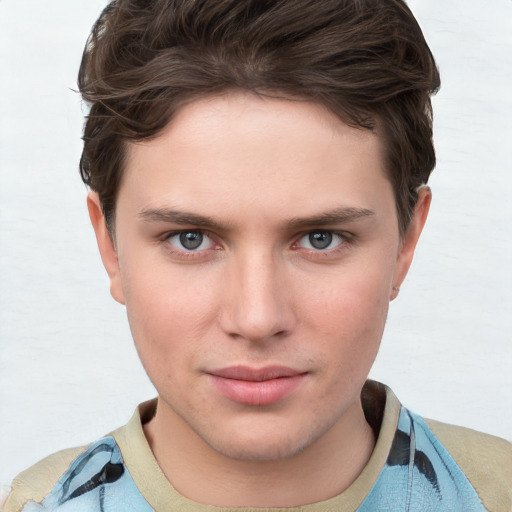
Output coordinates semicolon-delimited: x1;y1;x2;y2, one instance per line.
0;0;511;486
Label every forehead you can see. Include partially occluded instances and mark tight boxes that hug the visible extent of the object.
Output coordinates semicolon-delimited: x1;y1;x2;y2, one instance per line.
120;92;393;225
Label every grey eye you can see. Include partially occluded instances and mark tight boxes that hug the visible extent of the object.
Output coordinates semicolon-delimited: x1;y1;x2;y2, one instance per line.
308;232;333;250
167;230;216;254
179;232;204;250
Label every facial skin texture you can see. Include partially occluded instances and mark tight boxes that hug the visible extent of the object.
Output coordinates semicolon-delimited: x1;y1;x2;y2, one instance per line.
88;92;430;507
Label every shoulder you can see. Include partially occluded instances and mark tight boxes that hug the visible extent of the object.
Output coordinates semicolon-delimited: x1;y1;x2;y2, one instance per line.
425;418;512;512
3;446;87;512
2;402;155;512
3;437;131;512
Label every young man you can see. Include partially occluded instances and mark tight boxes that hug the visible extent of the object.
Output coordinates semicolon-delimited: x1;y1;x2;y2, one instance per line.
4;0;511;511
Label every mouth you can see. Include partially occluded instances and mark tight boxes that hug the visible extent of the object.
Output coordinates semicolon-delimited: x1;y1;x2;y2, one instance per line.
206;365;307;406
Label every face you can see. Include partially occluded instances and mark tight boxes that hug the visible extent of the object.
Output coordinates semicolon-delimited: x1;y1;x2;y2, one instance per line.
90;92;428;461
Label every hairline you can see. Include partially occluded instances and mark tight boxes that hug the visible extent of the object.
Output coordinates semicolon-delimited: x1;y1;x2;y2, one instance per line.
103;88;400;241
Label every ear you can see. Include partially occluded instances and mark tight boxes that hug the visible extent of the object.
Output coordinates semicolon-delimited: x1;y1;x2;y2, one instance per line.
391;186;431;300
87;192;126;305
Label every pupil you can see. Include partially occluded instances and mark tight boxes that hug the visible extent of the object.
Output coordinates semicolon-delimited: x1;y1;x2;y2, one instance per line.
180;232;203;250
309;232;332;250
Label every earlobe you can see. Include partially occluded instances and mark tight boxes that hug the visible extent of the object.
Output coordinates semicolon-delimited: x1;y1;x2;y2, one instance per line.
391;186;432;300
87;192;126;305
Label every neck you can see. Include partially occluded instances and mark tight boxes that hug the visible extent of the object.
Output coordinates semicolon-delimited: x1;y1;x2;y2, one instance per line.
144;399;375;508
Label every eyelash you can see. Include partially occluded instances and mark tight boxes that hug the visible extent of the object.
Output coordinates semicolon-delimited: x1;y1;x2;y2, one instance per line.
161;229;353;260
161;230;220;260
292;230;352;257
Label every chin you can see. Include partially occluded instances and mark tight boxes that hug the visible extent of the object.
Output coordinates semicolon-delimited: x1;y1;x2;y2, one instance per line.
211;437;304;462
197;421;322;462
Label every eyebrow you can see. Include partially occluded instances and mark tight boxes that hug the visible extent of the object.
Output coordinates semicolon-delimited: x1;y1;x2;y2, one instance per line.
138;208;232;231
139;206;375;231
286;207;375;229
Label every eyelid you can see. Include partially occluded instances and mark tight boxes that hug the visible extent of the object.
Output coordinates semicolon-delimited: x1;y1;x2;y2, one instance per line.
162;229;220;256
292;229;353;254
159;228;354;261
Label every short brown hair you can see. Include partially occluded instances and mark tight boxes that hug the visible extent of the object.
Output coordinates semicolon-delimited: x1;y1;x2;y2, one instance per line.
78;0;440;235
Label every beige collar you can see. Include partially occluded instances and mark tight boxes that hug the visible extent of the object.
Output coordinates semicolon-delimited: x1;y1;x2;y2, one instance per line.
111;381;401;512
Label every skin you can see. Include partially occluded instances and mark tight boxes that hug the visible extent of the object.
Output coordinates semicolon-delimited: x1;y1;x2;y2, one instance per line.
88;92;430;507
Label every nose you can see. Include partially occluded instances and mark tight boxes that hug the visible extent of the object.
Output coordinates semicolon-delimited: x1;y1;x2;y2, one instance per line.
219;250;296;344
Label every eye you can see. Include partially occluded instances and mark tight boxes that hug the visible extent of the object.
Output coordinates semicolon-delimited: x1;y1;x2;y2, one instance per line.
296;231;345;251
167;231;215;252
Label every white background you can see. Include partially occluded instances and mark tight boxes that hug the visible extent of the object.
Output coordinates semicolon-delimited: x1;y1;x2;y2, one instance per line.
0;0;511;487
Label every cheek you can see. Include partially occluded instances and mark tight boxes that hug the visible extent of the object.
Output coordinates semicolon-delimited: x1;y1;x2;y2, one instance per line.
121;264;221;367
306;262;391;326
301;264;392;368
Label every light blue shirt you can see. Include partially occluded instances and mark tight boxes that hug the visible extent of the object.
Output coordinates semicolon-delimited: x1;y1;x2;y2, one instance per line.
19;407;487;512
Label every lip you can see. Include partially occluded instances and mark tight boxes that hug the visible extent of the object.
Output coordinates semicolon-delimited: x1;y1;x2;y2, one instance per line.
207;365;307;406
